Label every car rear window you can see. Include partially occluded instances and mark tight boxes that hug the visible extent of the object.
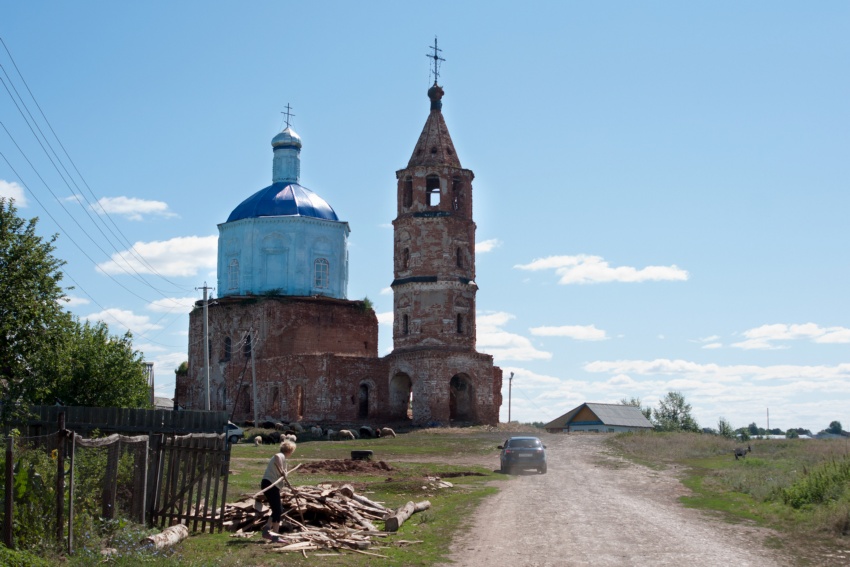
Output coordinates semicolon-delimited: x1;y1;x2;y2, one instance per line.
508;439;541;448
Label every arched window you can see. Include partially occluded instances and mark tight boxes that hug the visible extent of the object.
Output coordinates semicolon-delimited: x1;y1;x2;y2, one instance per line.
223;337;232;361
402;248;410;270
244;333;252;358
314;258;329;289
457;314;464;334
456;247;463;268
426;175;440;207
403;177;413;208
452;177;461;211
403;314;409;335
228;259;239;290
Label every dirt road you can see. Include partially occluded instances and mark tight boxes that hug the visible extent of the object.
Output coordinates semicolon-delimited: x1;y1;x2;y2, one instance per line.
439;434;788;567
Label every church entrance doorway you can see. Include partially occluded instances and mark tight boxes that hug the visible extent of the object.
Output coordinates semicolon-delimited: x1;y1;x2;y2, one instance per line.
449;374;473;421
358;384;369;419
389;373;413;421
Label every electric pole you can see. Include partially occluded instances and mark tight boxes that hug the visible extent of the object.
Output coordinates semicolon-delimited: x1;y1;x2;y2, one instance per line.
196;283;213;411
508;372;514;423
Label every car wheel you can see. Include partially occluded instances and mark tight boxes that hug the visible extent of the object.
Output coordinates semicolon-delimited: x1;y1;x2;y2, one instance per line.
538;464;547;474
228;435;240;445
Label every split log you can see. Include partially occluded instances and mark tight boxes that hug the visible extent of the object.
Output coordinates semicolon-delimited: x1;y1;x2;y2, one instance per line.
384;500;430;532
141;524;189;549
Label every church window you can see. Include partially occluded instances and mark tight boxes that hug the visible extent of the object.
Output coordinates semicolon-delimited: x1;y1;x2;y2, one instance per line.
228;259;239;290
402;248;410;270
426;175;440;206
223;337;231;361
403;314;409;335
457;314;464;334
452;177;462;211
403;177;413;208
456;247;463;268
314;258;329;289
244;333;252;358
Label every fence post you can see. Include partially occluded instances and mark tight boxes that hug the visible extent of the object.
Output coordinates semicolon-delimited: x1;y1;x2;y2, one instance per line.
4;436;13;549
56;412;65;543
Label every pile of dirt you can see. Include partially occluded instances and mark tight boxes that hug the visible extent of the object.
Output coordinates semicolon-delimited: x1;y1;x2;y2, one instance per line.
297;459;394;475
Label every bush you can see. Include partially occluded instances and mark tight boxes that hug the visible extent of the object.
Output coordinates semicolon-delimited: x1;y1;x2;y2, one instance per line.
781;455;850;509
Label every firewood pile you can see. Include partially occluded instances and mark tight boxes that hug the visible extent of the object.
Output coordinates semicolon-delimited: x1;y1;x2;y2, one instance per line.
223;482;429;556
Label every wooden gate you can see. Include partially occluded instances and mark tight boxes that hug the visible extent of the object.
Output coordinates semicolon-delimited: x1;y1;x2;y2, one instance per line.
150;433;230;533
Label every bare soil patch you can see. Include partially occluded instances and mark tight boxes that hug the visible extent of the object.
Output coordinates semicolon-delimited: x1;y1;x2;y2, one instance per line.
297;459;394;475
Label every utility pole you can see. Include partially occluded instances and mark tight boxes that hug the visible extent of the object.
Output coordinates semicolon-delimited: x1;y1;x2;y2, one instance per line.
767;408;770;433
507;372;514;423
249;330;258;425
196;283;213;411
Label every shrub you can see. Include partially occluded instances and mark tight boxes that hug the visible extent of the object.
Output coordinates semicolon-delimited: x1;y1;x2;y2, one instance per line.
781;455;850;509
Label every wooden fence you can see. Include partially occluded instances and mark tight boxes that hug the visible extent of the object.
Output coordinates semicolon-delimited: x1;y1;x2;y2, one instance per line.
23;406;229;436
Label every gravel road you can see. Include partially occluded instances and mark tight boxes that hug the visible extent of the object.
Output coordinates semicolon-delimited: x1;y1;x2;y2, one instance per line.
438;434;789;567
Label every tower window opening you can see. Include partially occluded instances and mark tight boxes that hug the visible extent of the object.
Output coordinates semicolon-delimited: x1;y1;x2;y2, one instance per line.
314;258;329;289
403;177;413;208
223;337;232;361
426;176;440;206
457;314;464;334
228;259;239;290
452;177;462;211
402;248;410;270
456;247;463;268
243;333;252;358
403;314;409;335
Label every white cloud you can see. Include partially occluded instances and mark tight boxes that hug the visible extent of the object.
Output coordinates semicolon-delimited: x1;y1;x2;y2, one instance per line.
0;180;26;206
83;308;163;334
732;323;850;350
514;254;689;284
702;342;722;349
97;235;217;277
380;287;393;295
93;196;177;221
584;358;850;382
148;297;199;313
475;238;501;253
376;311;394;326
64;295;90;307
477;312;552;361
529;324;608;341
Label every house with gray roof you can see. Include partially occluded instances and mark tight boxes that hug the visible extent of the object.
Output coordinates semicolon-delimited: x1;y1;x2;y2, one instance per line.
543;402;653;433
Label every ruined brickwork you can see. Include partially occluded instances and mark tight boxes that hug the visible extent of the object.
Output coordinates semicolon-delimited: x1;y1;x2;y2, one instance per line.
179;81;502;426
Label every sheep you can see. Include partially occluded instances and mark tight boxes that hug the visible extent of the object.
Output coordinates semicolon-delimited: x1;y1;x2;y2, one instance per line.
254;436;263;447
337;429;356;441
290;422;304;433
734;445;752;460
310;425;323;437
377;427;396;438
274;422;286;431
284;433;297;443
325;429;337;441
359;426;375;439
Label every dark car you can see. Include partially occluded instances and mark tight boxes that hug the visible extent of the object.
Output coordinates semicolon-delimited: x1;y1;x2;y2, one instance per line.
498;436;547;474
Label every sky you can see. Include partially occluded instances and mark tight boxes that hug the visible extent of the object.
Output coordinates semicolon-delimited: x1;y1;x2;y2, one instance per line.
1;2;848;434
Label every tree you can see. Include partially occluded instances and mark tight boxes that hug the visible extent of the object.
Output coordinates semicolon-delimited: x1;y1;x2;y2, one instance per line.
828;421;843;435
786;429;799;439
652;391;699;432
717;417;735;439
0;199;69;424
619;396;651;420
50;320;150;408
0;200;150;423
747;422;760;436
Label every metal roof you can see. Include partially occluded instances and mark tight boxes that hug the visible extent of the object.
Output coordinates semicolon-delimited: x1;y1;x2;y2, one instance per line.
543;402;653;430
226;182;339;223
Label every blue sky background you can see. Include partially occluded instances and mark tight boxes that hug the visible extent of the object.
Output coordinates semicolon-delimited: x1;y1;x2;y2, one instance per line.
2;2;848;432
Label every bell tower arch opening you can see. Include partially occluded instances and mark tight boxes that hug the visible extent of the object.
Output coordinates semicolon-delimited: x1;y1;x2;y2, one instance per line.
358;383;370;419
390;372;413;421
449;374;474;422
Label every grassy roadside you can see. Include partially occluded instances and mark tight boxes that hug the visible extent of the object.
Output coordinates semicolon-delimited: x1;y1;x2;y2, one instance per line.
35;426;517;567
606;431;850;565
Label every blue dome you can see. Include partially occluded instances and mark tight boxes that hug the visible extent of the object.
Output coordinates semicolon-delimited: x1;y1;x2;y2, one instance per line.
226;182;339;223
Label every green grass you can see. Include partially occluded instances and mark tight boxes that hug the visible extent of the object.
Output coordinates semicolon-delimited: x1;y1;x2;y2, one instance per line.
35;426;513;566
607;431;850;563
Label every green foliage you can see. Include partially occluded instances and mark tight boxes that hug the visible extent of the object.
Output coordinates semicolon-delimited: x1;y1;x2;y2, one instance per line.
0;547;52;567
786;429;799;439
175;361;189;377
360;296;374;311
652;391;699;432
827;421;843;435
0;199;70;425
717;417;735;439
781;455;850;509
738;428;751;442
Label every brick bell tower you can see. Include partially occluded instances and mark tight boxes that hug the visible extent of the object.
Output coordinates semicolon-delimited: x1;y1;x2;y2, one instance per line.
385;44;502;425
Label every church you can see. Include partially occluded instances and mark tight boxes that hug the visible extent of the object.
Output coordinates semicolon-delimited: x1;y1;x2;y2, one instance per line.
177;75;502;427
